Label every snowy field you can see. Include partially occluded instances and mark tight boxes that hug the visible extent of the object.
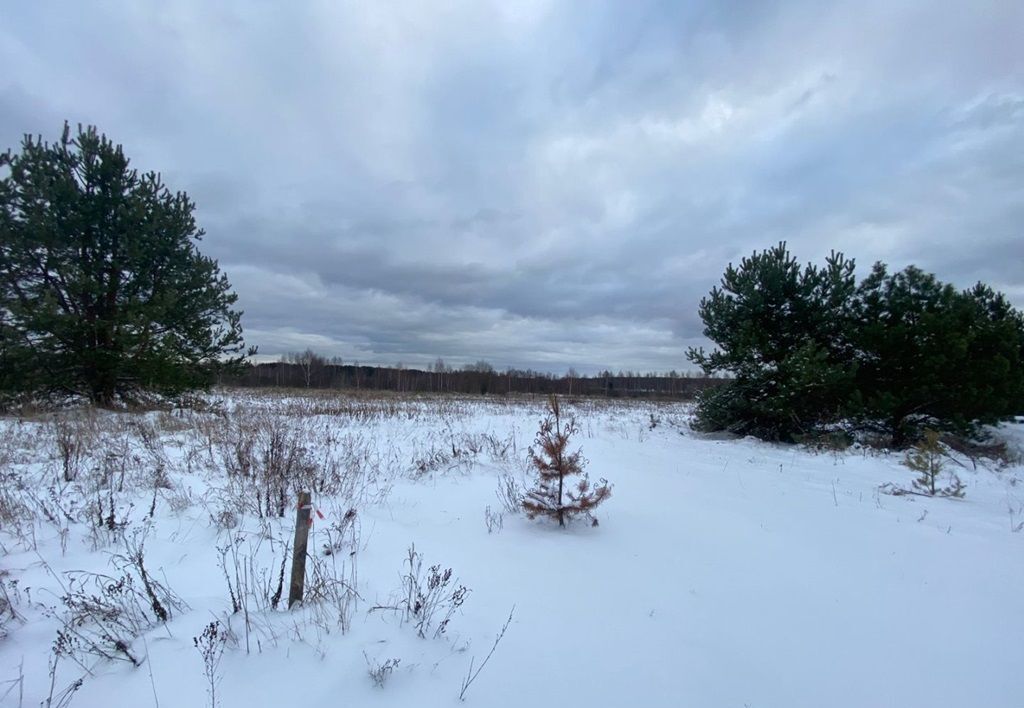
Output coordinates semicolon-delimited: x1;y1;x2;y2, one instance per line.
1;390;1022;708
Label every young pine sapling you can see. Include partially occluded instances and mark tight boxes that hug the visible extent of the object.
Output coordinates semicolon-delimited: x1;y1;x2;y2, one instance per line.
523;397;611;527
903;430;965;498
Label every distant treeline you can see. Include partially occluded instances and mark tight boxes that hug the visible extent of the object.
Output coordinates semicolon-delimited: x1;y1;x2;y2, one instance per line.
220;361;725;399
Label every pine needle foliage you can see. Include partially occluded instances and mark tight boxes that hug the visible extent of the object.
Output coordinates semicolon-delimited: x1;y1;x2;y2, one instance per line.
0;123;253;404
687;242;856;441
689;242;1024;445
523;396;611;527
903;429;965;498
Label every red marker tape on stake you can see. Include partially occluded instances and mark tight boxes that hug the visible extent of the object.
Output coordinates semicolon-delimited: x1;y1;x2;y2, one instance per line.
297;501;322;527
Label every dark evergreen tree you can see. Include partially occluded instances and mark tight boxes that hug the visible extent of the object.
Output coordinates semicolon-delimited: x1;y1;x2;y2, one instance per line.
0;123;252;404
691;244;1024;445
850;264;1024;443
687;242;856;440
962;283;1024;419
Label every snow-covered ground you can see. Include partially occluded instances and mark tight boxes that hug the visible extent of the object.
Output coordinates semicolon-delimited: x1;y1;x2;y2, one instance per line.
1;391;1022;708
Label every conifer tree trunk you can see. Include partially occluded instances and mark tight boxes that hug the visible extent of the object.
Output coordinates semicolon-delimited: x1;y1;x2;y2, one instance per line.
555;404;565;526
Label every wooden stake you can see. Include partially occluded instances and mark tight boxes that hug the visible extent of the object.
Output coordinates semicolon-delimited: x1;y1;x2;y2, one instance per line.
288;491;312;609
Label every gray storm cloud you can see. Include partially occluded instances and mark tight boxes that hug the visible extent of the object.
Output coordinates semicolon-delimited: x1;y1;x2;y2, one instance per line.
1;1;1021;373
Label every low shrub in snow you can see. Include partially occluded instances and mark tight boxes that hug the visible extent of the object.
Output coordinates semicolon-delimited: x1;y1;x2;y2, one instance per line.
495;472;524;514
364;653;401;688
48;538;186;670
193;620;228;708
372;543;469;639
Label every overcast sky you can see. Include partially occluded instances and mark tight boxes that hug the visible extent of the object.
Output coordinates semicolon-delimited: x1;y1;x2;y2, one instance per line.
2;1;1021;374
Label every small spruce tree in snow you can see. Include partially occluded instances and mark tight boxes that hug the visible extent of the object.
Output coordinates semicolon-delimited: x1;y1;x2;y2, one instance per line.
523;396;611;526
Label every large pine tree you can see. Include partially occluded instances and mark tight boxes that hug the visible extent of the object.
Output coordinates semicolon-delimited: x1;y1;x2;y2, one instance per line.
0;123;252;403
690;244;1024;444
687;242;856;440
850;264;1024;443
